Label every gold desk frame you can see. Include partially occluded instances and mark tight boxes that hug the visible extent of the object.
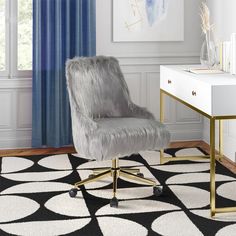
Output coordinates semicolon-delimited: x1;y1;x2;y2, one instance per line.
160;89;236;217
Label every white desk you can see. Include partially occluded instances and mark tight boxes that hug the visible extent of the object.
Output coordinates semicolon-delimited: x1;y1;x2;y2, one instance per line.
160;65;236;217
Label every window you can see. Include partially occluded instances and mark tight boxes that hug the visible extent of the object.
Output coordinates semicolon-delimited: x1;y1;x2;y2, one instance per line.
0;0;32;78
18;0;32;71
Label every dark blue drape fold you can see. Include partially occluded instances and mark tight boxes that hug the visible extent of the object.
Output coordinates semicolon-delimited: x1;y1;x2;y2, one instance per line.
32;0;96;147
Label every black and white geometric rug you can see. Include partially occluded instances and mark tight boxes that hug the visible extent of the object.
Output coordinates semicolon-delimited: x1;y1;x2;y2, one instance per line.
0;147;236;236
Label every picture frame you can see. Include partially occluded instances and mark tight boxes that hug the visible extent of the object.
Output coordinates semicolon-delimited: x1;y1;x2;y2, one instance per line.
113;0;184;42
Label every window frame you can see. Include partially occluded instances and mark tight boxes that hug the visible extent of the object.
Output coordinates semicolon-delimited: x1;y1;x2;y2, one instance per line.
0;0;32;79
0;0;9;77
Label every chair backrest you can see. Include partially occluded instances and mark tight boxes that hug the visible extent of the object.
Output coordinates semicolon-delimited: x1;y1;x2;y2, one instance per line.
66;56;131;118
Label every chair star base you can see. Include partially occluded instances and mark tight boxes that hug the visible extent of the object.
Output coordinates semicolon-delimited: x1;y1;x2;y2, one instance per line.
69;158;162;207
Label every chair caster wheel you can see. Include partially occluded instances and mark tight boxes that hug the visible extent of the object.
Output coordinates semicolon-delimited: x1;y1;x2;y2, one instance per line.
110;197;118;208
69;188;78;198
153;186;163;197
137;172;144;178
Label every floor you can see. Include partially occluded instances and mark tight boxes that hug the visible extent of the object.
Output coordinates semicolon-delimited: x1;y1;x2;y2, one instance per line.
1;145;235;235
0;140;235;174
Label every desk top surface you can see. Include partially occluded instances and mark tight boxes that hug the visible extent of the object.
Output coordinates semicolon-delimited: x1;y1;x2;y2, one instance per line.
161;65;236;86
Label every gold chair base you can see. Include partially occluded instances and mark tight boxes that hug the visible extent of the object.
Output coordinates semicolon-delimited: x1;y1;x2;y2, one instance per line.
71;158;158;204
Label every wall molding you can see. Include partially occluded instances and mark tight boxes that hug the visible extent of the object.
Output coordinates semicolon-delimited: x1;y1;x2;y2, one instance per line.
0;78;32;89
116;52;200;57
0;137;31;150
175;102;202;124
0;90;14;129
16;89;32;129
117;54;200;66
170;128;203;142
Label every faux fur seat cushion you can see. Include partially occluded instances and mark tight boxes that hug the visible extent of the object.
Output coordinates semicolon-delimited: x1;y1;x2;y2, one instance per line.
89;118;170;160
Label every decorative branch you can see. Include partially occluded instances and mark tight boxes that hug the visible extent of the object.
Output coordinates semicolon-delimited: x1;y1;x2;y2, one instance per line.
200;2;212;34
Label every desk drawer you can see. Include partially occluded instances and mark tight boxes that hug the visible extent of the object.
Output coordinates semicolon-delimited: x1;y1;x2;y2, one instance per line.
160;69;177;95
161;67;212;114
176;77;211;114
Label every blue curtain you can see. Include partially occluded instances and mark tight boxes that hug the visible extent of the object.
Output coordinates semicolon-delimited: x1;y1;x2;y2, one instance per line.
32;0;96;147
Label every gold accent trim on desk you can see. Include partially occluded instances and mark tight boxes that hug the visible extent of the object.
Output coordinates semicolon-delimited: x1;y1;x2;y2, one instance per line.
160;89;236;217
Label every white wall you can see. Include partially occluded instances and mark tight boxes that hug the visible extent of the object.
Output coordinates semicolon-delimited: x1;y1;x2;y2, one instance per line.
97;0;202;57
0;78;32;148
0;0;203;149
204;0;236;162
207;0;236;42
97;0;203;141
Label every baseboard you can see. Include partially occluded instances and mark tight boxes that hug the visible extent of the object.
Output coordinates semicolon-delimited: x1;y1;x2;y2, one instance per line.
201;140;236;173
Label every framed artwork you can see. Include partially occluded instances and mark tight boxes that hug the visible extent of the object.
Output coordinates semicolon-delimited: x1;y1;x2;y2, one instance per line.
113;0;184;42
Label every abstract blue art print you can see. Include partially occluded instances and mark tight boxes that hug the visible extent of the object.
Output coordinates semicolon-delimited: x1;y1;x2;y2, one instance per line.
113;0;184;41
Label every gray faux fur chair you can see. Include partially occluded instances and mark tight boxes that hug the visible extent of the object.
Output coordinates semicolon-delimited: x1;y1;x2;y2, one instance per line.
66;56;170;207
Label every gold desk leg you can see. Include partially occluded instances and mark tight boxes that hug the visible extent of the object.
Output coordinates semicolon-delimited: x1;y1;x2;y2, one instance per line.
112;158;119;198
210;117;216;217
219;120;223;162
160;89;164;165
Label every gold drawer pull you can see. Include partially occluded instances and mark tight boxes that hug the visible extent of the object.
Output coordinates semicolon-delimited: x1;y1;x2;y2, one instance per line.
168;80;172;84
192;91;197;96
